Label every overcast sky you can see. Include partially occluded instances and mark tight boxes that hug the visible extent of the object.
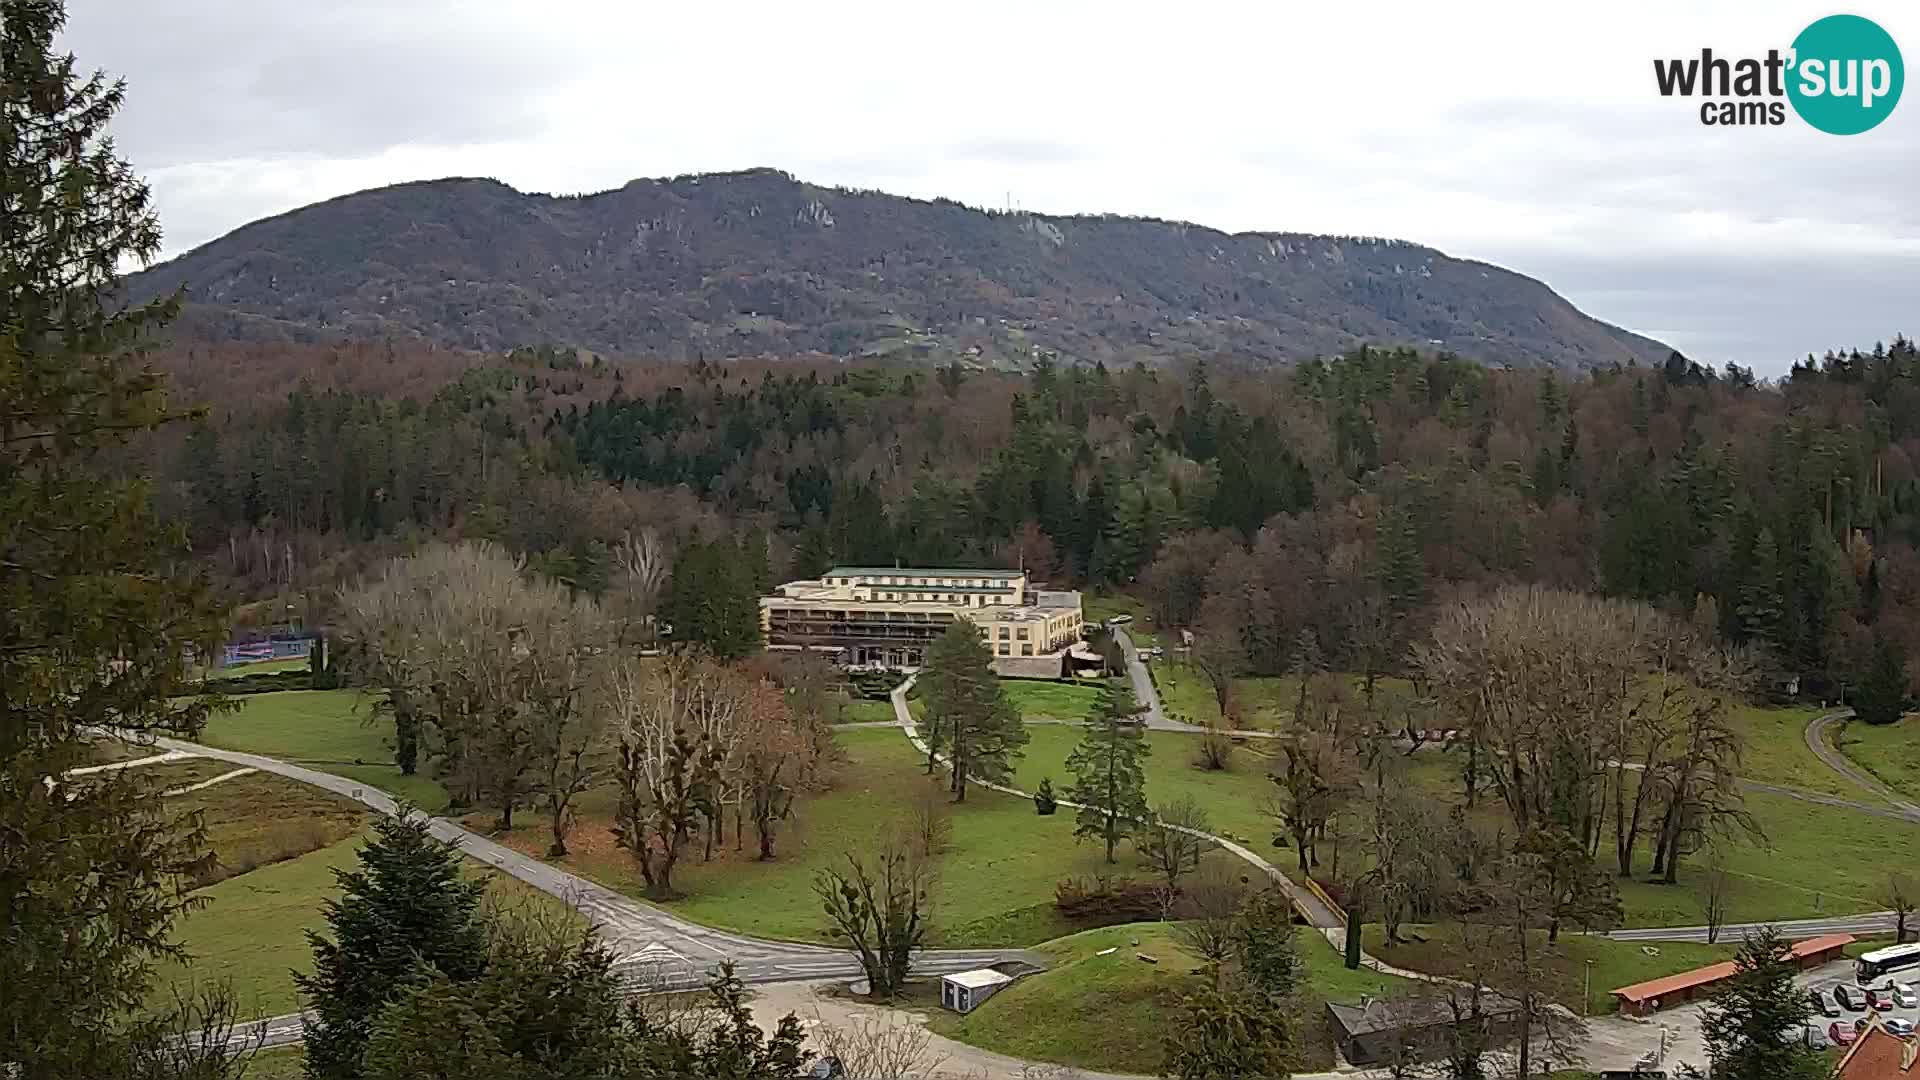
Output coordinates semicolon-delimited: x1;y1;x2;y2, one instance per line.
64;1;1919;375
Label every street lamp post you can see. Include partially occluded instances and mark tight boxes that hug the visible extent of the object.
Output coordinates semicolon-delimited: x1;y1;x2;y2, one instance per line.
1584;959;1593;1017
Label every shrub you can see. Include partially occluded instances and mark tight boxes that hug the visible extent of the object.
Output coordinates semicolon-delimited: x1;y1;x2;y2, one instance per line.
1053;875;1163;925
206;670;315;695
1034;776;1059;815
1192;726;1234;771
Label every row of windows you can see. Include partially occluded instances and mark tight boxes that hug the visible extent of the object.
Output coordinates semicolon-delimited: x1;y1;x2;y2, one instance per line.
994;643;1037;657
872;591;1008;605
834;575;1010;588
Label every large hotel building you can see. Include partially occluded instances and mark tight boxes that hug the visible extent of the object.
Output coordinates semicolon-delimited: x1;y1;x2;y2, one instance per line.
761;567;1085;676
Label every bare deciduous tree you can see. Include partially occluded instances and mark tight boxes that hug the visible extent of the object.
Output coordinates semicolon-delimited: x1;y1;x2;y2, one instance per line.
1416;585;1644;854
1175;862;1246;986
908;779;953;859
1265;730;1353;873
517;581;608;854
740;677;817;861
1890;872;1917;944
610;526;669;649
1140;796;1215;917
605;652;728;896
814;839;934;998
1187;611;1247;724
1703;846;1733;945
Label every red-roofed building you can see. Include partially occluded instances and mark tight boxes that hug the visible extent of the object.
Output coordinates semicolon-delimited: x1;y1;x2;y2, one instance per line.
1610;933;1854;1017
1835;1018;1920;1078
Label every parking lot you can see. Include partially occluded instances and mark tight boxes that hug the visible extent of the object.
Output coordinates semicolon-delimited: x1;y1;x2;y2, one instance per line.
1584;955;1909;1073
1802;962;1920;1048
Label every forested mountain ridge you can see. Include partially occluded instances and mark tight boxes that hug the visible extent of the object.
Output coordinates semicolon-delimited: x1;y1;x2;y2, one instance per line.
127;168;1670;371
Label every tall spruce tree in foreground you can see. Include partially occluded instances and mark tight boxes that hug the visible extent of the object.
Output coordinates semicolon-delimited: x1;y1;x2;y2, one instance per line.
0;1;236;1073
298;810;489;1079
1699;926;1825;1080
1065;680;1151;861
918;621;1027;800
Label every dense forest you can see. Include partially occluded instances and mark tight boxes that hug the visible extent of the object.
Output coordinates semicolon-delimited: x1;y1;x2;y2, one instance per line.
143;336;1920;699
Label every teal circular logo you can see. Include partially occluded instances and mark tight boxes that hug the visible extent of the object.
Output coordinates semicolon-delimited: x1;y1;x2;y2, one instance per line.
1788;14;1904;134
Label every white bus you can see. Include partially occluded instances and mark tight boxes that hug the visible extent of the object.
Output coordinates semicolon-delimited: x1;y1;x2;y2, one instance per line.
1856;942;1920;983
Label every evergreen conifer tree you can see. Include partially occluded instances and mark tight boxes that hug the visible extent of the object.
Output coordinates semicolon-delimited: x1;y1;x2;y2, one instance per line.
1857;633;1909;725
1700;926;1825;1080
1064;681;1151;861
298;810;490;1079
918;622;1027;800
1;2;235;1072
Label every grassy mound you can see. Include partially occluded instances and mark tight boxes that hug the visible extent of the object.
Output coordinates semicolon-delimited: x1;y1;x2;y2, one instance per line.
926;920;1411;1074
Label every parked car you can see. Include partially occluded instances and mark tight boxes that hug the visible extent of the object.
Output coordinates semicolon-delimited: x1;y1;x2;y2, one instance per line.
1833;1022;1859;1046
1813;987;1843;1017
1805;1024;1832;1050
1837;984;1867;1011
1868;986;1898;1011
1105;615;1133;625
1895;983;1919;1008
1888;1018;1917;1037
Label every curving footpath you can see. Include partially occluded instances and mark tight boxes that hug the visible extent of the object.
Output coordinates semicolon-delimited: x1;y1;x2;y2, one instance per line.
146;735;1040;1048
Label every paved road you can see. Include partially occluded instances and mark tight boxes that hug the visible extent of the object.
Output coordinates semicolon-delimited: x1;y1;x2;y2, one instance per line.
153;736;1041;1047
1610;911;1906;944
1806;708;1920;816
1113;628;1192;731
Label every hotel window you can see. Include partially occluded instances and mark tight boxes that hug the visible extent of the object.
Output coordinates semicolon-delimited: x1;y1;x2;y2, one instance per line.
997;644;1009;656
1016;628;1030;640
1021;643;1034;656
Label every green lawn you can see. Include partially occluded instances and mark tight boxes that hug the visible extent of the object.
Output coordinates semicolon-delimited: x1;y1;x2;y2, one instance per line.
151;832;363;1017
194;690;448;810
153;828;587;1020
839;699;897;724
164;770;368;887
242;1047;304;1080
1151;663;1415;731
1728;704;1845;794
1003;679;1106;722
1833;715;1920;802
1612;784;1920;926
476;727;1243;947
1011;724;1281;855
1367;924;1734;1016
927;920;1407;1074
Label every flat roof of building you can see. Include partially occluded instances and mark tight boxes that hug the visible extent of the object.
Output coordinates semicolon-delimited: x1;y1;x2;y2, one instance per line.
827;567;1026;579
942;968;1016;990
1611;934;1854;1005
1327;993;1521;1037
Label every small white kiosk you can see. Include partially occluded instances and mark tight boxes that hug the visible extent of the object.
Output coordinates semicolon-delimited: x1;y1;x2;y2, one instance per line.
939;968;1016;1014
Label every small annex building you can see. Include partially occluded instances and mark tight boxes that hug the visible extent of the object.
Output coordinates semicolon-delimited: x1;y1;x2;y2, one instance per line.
939;968;1015;1014
1610;933;1854;1017
1326;992;1524;1067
